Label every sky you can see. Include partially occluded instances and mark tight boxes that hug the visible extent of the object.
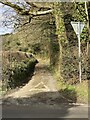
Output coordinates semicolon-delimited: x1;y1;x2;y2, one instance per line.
0;3;14;35
0;0;27;35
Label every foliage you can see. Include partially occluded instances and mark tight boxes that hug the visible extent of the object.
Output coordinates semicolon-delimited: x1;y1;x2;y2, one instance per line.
56;76;88;103
73;2;89;42
2;14;51;59
1;2;89;89
2;52;38;90
73;2;87;22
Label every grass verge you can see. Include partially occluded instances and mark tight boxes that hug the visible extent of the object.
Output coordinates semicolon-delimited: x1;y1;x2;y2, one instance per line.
53;70;88;104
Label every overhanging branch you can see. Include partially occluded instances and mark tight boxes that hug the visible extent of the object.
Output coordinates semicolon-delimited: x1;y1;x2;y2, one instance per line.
29;9;53;16
0;1;24;12
25;1;52;9
0;0;53;28
0;1;53;16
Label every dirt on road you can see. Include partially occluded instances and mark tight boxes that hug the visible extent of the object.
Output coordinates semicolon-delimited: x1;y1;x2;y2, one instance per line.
5;60;57;97
3;59;64;105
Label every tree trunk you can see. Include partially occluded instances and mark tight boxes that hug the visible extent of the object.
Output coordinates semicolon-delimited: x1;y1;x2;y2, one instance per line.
53;3;67;78
85;2;89;56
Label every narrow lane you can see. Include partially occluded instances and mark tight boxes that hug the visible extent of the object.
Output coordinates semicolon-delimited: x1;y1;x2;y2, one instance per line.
4;62;57;98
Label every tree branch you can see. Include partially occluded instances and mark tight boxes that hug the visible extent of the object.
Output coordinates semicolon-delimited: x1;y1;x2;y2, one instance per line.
0;1;32;16
26;2;39;8
29;9;53;16
25;1;52;9
0;1;53;16
0;1;24;12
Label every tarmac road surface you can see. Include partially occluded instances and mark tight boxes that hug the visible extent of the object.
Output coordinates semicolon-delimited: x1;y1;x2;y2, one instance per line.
1;103;88;118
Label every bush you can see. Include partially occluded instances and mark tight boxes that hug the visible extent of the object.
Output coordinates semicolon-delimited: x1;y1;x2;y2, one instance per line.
2;51;38;90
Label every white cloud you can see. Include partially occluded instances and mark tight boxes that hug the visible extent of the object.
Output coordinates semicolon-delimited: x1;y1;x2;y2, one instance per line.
0;4;3;8
0;13;4;22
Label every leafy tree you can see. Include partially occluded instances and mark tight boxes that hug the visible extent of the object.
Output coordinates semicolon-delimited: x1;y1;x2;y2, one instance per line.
0;1;89;81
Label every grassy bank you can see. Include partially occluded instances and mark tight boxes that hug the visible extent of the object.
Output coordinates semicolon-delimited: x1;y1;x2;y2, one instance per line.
52;70;88;104
57;79;88;104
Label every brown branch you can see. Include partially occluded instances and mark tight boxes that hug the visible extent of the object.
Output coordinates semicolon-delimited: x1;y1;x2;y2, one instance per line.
26;2;39;8
0;1;53;16
0;1;23;12
0;1;31;15
25;1;52;9
29;9;53;16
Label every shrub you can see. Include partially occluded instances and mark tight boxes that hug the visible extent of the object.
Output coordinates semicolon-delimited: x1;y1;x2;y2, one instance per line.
2;51;38;90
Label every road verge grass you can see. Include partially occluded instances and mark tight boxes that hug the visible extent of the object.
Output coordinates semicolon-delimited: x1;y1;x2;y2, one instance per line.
52;70;88;104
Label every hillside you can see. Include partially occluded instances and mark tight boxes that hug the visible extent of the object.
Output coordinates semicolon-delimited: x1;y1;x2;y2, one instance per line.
2;13;89;83
1;2;89;104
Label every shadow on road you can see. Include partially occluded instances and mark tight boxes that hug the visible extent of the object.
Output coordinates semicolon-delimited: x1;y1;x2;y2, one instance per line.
2;88;78;118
